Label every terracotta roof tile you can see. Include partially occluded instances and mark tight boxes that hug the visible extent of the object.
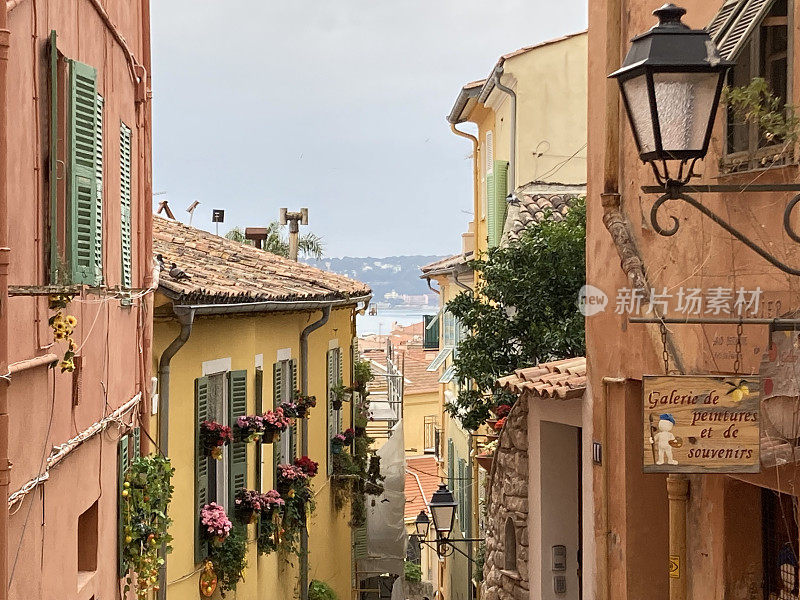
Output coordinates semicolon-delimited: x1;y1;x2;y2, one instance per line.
364;348;439;394
404;455;440;521
498;357;586;399
502;182;586;245
153;216;371;304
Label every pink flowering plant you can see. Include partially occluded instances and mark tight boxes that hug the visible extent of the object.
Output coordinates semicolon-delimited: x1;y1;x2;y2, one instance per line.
200;502;232;541
262;408;292;440
199;420;232;460
282;390;317;418
256;489;286;556
233;415;264;442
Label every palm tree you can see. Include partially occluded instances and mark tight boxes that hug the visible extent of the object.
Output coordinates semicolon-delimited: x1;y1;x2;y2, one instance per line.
224;222;324;259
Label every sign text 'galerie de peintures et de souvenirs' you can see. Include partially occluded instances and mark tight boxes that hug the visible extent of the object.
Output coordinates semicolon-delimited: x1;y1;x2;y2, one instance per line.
643;375;760;474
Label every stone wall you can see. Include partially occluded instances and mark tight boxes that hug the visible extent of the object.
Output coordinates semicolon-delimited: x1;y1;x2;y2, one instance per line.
481;396;529;600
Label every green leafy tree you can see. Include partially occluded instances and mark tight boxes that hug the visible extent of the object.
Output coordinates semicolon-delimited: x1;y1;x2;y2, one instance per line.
446;198;586;430
224;222;324;259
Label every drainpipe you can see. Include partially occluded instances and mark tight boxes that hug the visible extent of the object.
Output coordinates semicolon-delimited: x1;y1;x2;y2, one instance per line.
299;305;331;600
0;3;9;599
450;123;480;236
493;68;516;192
156;306;195;600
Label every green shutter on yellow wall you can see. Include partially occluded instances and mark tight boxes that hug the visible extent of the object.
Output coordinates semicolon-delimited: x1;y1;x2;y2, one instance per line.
354;524;368;560
68;59;101;285
290;359;298;459
273;362;282;480
194;377;210;563
49;31;59;283
254;368;263;493
487;160;509;248
327;349;335;476
228;370;248;503
120;123;133;290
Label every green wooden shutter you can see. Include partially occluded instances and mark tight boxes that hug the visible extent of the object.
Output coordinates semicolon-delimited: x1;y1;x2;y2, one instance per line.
228;370;248;503
488;160;509;248
457;459;466;533
423;315;440;349
273;362;282;481
290;359;298;459
117;434;129;576
68;59;100;285
120;122;133;290
447;439;454;486
49;31;59;283
255;368;263;492
327;349;335;476
354;524;368;560
337;348;344;431
132;426;140;458
194;377;210;563
94;94;104;283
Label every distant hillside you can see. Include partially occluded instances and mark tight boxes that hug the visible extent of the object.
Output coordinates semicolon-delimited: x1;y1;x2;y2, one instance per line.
303;255;446;308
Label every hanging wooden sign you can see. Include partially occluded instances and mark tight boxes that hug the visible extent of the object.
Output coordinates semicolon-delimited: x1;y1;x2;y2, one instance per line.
643;375;760;473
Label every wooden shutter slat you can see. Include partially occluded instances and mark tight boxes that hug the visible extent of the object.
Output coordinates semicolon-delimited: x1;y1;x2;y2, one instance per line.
489;160;509;248
228;370;248;503
120;123;133;290
290;359;298;460
707;0;745;41
327;350;335;476
255;368;263;493
195;377;210;563
68;60;100;285
354;524;368;560
717;0;777;61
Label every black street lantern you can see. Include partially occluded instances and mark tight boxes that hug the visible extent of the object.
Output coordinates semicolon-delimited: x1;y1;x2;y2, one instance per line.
609;3;732;168
415;510;430;539
428;484;457;537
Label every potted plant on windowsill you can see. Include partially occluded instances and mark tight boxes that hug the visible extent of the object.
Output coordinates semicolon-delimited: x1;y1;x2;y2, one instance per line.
282;391;317;418
330;381;351;410
262;408;292;443
200;502;232;546
200;421;233;460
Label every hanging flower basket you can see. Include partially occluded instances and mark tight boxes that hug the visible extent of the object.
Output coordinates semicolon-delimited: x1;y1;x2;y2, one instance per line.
201;502;232;544
200;421;232;460
283;391;317;418
261;408;292;443
233;415;265;443
475;454;494;471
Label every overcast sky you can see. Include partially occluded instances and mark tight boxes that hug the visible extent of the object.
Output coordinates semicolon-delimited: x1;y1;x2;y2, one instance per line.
151;1;587;257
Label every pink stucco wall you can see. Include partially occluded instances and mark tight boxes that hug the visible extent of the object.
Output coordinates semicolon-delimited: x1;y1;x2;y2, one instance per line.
4;2;152;597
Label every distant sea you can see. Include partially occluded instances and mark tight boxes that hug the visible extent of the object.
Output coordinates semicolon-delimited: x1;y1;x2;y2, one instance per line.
357;307;434;336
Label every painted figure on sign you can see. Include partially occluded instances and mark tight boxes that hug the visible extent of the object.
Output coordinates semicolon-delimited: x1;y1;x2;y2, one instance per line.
650;413;679;465
771;544;799;600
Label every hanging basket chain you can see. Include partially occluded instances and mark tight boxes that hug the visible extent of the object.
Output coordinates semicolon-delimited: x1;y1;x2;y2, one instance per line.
660;322;670;375
733;320;743;376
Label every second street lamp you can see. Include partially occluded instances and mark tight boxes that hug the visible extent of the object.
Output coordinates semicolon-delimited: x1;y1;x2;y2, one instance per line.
414;510;430;539
428;484;458;538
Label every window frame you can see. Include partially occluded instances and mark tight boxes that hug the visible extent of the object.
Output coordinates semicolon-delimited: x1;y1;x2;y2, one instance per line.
722;0;795;173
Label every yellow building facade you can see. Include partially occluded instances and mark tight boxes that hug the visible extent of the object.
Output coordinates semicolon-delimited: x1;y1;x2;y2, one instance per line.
151;216;371;600
448;31;588;257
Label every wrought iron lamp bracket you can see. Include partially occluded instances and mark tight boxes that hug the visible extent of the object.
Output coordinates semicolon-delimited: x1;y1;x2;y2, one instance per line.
641;180;800;277
418;537;484;563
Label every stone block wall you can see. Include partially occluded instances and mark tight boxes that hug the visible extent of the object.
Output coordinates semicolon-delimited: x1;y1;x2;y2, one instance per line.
481;396;529;600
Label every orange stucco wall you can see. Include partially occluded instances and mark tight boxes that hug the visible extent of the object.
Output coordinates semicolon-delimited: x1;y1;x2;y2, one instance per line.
4;2;151;598
587;2;800;600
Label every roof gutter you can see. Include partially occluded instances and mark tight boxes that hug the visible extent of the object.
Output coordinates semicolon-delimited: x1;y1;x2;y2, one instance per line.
166;294;373;316
447;84;483;124
490;66;517;192
156;305;195;600
299;305;333;600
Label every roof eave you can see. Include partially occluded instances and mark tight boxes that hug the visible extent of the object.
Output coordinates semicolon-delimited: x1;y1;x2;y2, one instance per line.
447;83;484;124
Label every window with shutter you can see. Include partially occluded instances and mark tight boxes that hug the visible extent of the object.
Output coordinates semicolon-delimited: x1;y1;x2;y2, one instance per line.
447;439;454;487
49;31;59;283
228;370;248;503
255;368;263;493
68;60;101;285
457;459;465;533
273;361;283;481
117;434;130;576
290;359;298;459
423;314;440;350
485;131;494;174
354;524;368;560
120;122;133;290
94;95;104;282
488;160;509;248
327;349;336;476
337;348;344;432
194;377;210;564
721;0;791;169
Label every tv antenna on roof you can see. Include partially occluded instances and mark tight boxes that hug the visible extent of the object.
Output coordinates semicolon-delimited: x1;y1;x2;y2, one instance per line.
186;200;200;226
